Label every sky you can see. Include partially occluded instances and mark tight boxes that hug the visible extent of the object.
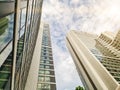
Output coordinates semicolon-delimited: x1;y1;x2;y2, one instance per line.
41;0;120;90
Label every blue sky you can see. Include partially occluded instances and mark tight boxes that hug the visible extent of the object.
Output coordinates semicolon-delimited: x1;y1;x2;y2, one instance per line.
41;0;120;90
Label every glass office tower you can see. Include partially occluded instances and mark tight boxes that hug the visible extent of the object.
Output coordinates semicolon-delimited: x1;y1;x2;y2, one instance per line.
37;24;56;90
66;30;120;90
0;0;43;90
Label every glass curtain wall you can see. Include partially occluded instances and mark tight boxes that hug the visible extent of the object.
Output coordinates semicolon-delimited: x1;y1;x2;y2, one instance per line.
0;0;43;90
0;1;15;89
14;0;43;90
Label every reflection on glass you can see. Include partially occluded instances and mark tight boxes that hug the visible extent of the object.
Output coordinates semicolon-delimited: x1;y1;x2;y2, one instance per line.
0;52;13;89
0;14;14;52
28;3;32;24
0;14;14;89
19;26;25;38
15;36;24;71
37;84;51;90
41;84;50;89
14;22;25;89
38;77;50;82
20;8;26;28
0;17;8;35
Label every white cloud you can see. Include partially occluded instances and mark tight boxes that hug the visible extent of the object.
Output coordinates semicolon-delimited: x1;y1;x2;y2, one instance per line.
42;0;120;34
52;44;83;90
77;5;89;14
70;0;80;6
41;0;120;90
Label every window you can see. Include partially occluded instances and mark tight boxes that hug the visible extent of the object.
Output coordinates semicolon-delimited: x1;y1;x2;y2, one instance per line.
49;57;53;60
38;76;50;82
45;65;50;69
40;65;44;68
45;61;50;64
43;53;46;55
28;0;32;23
39;70;50;75
19;26;25;38
43;47;46;49
45;77;50;82
45;71;50;75
38;76;44;82
44;57;47;59
37;84;41;88
39;71;44;74
40;64;50;69
40;61;44;63
20;8;26;28
0;14;14;52
41;84;50;89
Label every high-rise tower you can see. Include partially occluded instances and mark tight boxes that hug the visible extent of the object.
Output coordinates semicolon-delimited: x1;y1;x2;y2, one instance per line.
0;0;43;90
37;24;56;90
66;30;120;90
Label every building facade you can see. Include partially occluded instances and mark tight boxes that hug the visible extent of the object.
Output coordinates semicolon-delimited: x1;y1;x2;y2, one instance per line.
0;0;43;90
37;24;56;90
66;30;120;90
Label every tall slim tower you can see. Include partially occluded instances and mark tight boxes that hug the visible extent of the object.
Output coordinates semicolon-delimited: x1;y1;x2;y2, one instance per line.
66;30;120;90
37;24;56;90
0;0;43;90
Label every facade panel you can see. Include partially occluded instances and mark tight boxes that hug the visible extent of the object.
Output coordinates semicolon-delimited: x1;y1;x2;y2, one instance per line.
66;30;120;90
37;24;56;90
0;0;43;90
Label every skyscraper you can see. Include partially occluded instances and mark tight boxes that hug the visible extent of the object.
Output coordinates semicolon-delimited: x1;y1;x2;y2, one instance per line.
0;0;43;90
66;30;120;90
36;24;56;90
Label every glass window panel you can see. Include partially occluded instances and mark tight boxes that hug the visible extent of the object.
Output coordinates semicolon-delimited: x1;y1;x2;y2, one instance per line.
39;70;44;74
44;61;50;64
41;84;50;89
39;76;44;82
0;14;14;52
44;57;47;59
38;76;50;82
45;77;50;82
19;26;25;38
15;34;24;72
28;2;32;24
39;70;51;75
45;66;50;69
40;61;44;63
40;64;44;68
37;84;41;88
45;61;50;64
45;71;50;75
20;8;26;28
0;51;13;89
43;53;46;55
